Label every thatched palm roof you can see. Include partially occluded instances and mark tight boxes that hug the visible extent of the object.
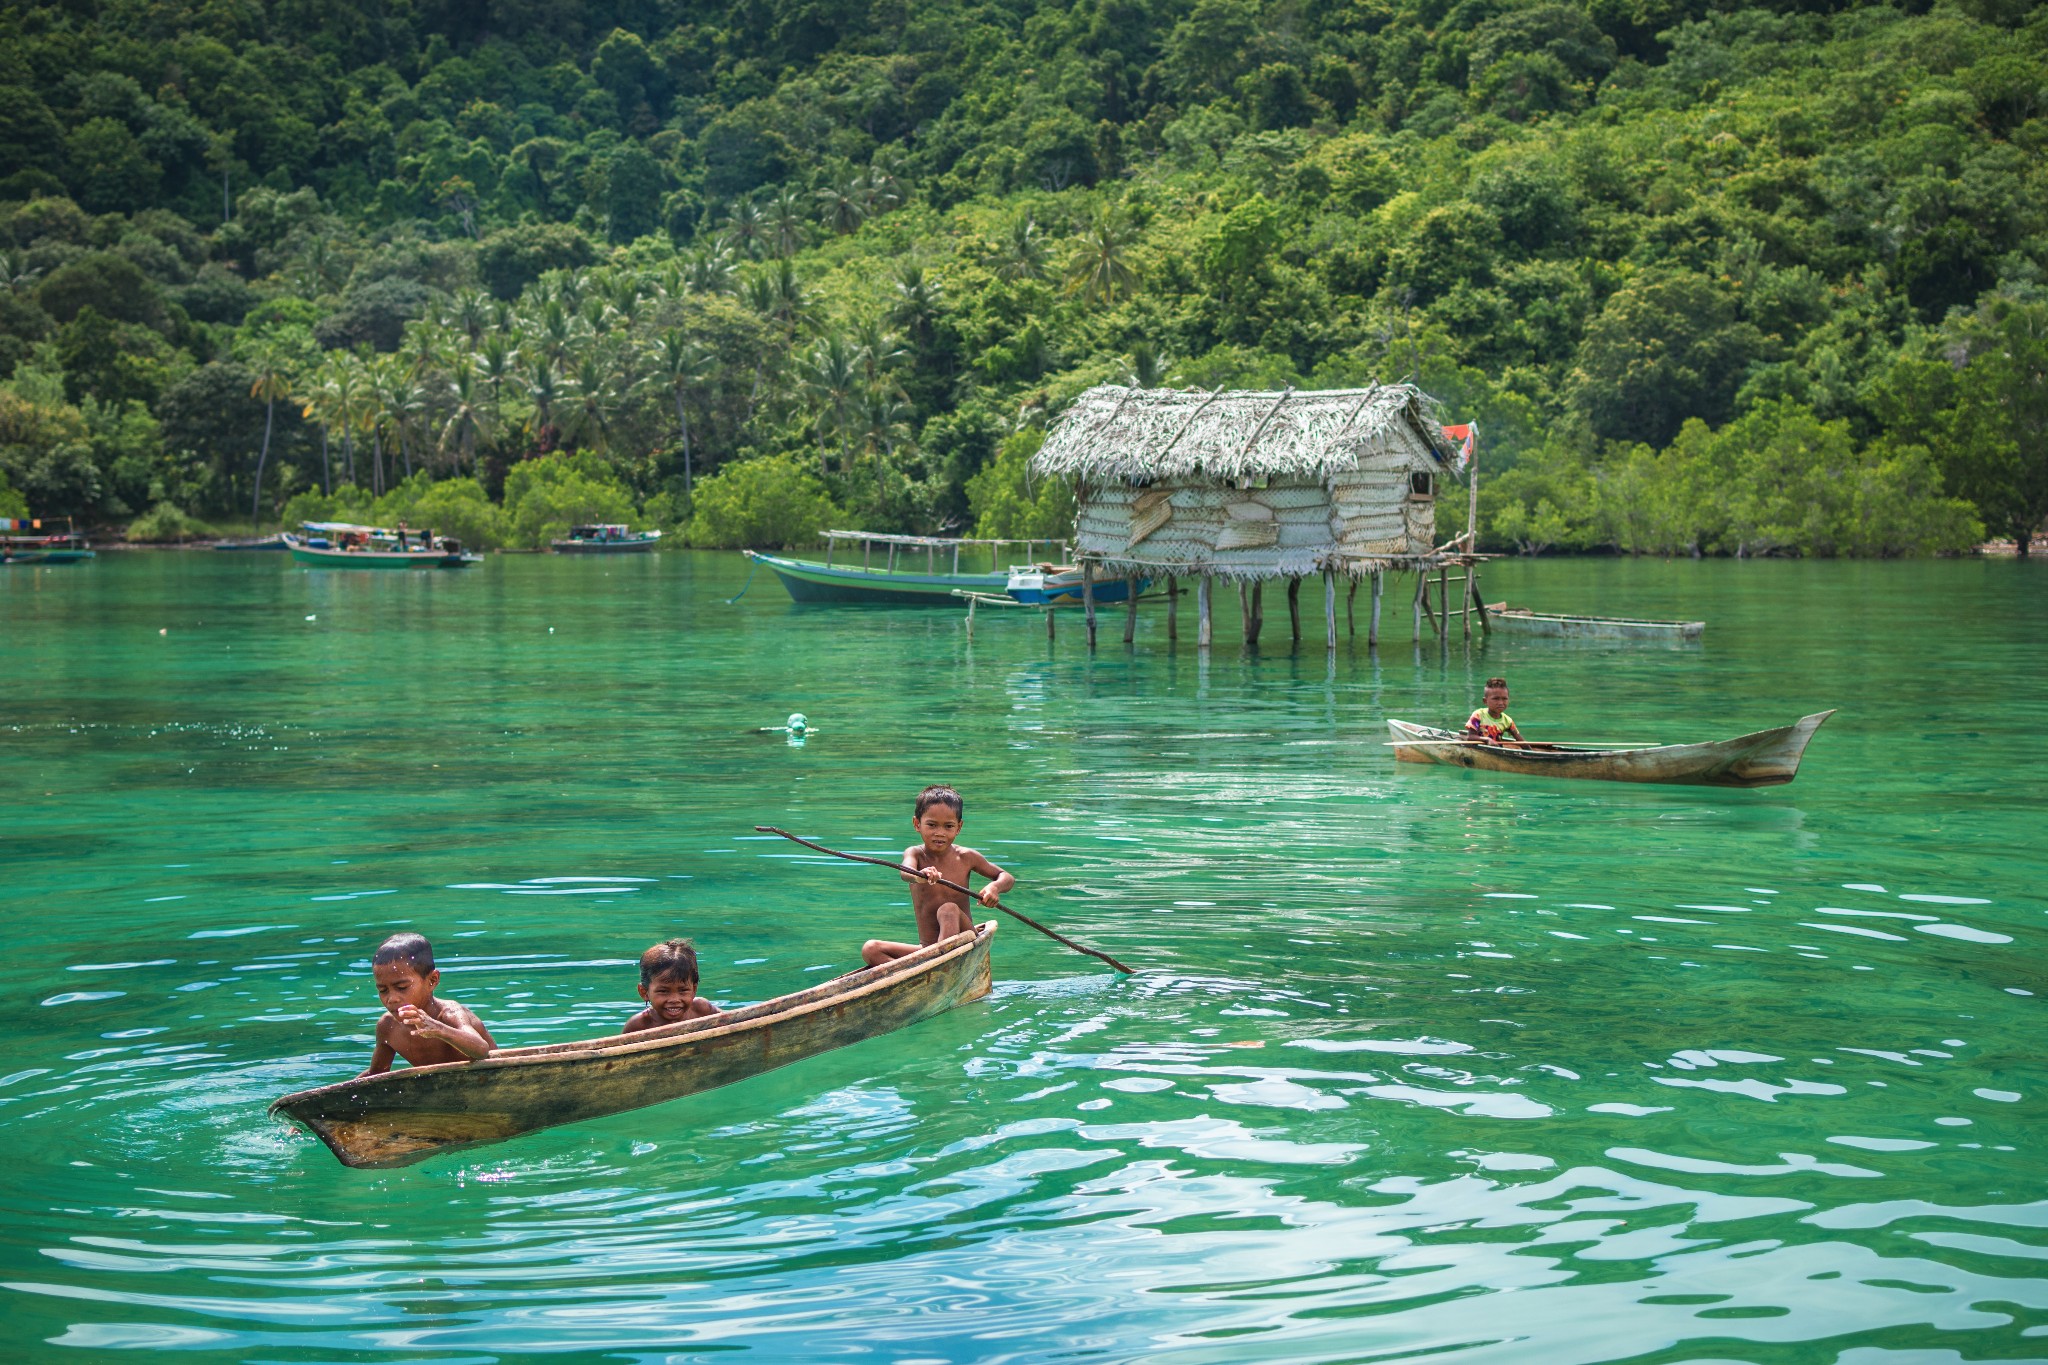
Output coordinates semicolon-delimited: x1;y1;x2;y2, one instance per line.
1032;383;1452;482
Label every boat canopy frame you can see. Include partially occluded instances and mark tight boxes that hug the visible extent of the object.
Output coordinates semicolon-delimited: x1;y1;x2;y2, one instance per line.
819;528;1072;575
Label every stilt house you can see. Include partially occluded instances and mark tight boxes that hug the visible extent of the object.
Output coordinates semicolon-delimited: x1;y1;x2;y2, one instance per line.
1030;383;1461;578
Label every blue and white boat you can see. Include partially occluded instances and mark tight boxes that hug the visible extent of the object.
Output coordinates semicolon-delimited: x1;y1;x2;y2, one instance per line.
1005;564;1148;605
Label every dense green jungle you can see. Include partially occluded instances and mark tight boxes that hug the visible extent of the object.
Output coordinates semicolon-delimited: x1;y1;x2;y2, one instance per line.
0;0;2043;555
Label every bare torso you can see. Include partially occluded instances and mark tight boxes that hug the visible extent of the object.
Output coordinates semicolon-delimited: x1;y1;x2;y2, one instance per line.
904;843;983;944
378;998;495;1068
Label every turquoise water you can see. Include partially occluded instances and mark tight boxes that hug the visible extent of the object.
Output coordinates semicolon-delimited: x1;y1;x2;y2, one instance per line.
1;550;2042;1362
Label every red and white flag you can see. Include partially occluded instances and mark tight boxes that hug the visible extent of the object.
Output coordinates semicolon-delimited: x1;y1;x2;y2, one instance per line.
1440;422;1475;471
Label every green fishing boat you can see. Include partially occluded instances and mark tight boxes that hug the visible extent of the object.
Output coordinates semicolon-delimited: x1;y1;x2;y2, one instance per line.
745;531;1065;605
285;523;480;569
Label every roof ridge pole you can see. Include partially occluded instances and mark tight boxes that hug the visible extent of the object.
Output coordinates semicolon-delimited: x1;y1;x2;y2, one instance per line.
1334;384;1380;442
1239;386;1296;458
1153;385;1227;466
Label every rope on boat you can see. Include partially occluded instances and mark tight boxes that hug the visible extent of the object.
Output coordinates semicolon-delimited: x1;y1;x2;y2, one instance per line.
725;555;762;604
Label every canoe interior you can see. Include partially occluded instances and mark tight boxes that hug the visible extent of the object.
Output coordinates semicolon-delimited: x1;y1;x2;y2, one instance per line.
1387;711;1832;787
271;922;996;1169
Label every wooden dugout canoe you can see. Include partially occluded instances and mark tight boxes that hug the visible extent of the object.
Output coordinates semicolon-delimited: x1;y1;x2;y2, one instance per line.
1387;711;1834;787
1483;603;1704;640
271;922;996;1169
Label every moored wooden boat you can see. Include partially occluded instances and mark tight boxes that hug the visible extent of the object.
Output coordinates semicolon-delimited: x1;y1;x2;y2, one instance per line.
1387;711;1833;787
550;523;662;553
3;518;94;563
271;923;996;1169
1005;564;1148;605
745;530;1071;606
285;526;480;569
1483;602;1704;640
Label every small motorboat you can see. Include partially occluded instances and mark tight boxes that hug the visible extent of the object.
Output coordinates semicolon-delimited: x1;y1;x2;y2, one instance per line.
1386;712;1833;787
285;523;480;568
550;524;662;553
1005;564;1149;606
271;923;995;1168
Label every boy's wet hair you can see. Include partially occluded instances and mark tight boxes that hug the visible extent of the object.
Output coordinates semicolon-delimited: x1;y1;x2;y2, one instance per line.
1485;677;1509;691
641;938;699;987
915;784;964;819
373;932;435;974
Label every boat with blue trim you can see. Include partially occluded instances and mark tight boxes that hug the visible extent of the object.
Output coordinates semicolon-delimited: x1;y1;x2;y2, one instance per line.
285;523;481;568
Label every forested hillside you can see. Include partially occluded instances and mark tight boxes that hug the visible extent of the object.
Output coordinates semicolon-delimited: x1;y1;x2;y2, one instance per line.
1;0;2043;554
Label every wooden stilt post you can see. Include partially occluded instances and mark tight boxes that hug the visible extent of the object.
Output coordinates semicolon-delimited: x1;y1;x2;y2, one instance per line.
951;543;960;576
1167;575;1178;641
1461;564;1471;638
1472;570;1489;634
1252;582;1264;643
1238;582;1251;644
864;540;872;571
825;538;834;567
966;592;976;640
1439;565;1450;638
887;542;897;573
1123;576;1138;644
1323;572;1337;651
1198;574;1213;648
1370;569;1383;646
1082;560;1097;647
1346;579;1358;637
1288;576;1301;642
1047;601;1055;641
927;544;935;575
1413;571;1424;641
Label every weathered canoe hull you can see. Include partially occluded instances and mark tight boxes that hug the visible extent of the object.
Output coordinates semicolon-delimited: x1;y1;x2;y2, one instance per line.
1484;604;1704;640
745;549;1009;605
1388;711;1833;787
271;923;996;1169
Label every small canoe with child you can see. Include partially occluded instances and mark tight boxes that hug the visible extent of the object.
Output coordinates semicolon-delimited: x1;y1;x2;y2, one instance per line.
1386;711;1834;788
271;923;996;1169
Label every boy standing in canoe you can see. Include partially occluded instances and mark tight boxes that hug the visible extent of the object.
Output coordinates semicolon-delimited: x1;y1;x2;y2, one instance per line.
359;932;496;1075
861;785;1013;968
1466;677;1524;746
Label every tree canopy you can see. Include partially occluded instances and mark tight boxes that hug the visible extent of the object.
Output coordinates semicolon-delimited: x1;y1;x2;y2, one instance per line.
0;0;2041;553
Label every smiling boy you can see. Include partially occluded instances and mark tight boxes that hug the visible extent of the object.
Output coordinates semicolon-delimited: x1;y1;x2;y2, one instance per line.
360;932;496;1076
623;938;720;1032
860;785;1013;968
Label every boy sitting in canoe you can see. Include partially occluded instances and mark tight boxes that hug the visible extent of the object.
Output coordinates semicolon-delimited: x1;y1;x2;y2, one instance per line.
360;932;496;1076
861;785;1013;968
1465;677;1524;746
624;938;721;1032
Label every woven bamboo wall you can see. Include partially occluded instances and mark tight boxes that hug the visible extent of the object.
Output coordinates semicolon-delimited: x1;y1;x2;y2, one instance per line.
1076;433;1439;578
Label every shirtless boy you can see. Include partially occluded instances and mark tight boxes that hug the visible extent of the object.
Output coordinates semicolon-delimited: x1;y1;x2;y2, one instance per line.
359;932;496;1076
623;938;721;1033
860;785;1013;968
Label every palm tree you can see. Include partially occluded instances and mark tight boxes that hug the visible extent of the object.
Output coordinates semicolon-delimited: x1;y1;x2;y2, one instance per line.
766;259;810;330
524;357;561;447
799;333;863;476
555;270;590;311
765;187;808;257
533;298;577;367
0;249;41;294
685;238;739;295
305;352;367;488
996;214;1050;283
724;197;765;257
450;289;490;348
562;353;618;452
651;328;709;511
247;346;294;522
888;263;944;353
478;333;517;437
1066;208;1139;305
1125;343;1179;388
814;179;866;236
851;318;907;392
372;357;426;486
858;390;914;496
441;357;491;474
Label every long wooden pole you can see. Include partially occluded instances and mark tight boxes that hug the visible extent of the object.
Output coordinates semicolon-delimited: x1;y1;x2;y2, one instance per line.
1123;575;1138;644
1167;575;1178;641
1287;576;1301;642
754;826;1136;974
1370;569;1383;645
1198;574;1213;647
1323;571;1337;651
1082;561;1097;647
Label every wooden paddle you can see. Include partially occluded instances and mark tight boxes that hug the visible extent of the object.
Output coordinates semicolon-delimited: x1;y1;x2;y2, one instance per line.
754;826;1136;975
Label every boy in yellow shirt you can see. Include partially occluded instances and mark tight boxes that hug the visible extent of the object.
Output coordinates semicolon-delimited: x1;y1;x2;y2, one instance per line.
1465;677;1523;745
